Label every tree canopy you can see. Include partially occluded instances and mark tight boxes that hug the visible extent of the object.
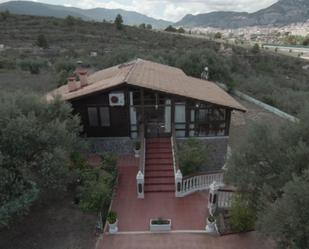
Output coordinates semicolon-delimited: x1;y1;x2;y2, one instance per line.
114;14;123;30
225;106;309;248
0;92;83;227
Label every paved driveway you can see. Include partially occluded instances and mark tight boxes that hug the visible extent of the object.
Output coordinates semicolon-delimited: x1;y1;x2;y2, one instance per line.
111;156;209;231
98;232;273;249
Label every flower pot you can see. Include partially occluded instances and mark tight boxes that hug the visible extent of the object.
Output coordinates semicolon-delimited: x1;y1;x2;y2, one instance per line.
150;219;172;231
108;219;118;234
134;149;140;158
205;217;217;234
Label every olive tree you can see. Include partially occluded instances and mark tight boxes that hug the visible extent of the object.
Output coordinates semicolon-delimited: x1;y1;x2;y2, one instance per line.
257;172;309;249
225;106;309;248
0;92;83;227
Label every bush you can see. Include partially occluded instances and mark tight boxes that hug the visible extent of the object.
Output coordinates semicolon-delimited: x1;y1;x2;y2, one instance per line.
251;43;260;54
107;211;117;224
77;153;118;212
165;25;177;32
0;92;83;226
114;14;123;30
18;59;47;74
36;34;49;49
0;10;10;21
0;57;16;69
101;153;117;172
79;172;113;212
179;139;208;175
230;197;256;232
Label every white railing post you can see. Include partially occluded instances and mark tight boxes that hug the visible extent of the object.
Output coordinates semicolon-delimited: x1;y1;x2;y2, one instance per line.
136;170;144;199
175;169;183;197
208;181;220;215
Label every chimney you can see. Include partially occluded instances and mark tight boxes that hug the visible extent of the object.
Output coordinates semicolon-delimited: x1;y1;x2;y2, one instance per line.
67;77;78;92
201;66;209;80
79;70;88;87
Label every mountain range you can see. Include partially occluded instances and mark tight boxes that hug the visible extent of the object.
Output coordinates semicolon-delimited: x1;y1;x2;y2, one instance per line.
0;0;308;29
176;0;309;28
0;1;172;29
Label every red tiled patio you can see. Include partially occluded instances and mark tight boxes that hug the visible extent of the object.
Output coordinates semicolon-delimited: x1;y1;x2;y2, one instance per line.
110;156;209;232
98;232;274;249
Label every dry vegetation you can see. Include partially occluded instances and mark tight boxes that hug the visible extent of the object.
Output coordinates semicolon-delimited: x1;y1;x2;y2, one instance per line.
0;13;308;115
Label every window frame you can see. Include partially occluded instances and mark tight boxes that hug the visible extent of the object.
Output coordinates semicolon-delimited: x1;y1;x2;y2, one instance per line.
87;106;111;127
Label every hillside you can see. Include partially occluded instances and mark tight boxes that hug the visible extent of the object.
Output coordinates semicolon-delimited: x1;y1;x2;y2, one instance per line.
176;0;309;28
0;14;308;115
0;1;171;29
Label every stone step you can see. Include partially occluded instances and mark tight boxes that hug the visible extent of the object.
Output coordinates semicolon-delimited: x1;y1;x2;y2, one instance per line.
145;177;175;185
146;142;171;148
146;153;173;160
145;172;174;178
144;184;175;193
146;158;173;165
146;148;172;154
145;165;174;172
146;138;171;143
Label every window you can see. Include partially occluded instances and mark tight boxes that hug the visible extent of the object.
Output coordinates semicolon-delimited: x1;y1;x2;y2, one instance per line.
88;106;110;127
175;103;186;137
88;107;99;127
99;107;110;127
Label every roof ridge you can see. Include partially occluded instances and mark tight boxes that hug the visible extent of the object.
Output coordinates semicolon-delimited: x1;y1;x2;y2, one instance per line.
124;58;141;82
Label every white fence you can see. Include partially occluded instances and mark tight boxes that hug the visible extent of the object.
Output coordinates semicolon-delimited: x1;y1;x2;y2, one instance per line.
178;172;224;197
217;190;235;209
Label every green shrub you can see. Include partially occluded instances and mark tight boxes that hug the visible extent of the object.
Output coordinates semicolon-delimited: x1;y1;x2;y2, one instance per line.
71;152;87;170
114;14;123;30
230;197;256;232
251;43;260;54
18;59;47;74
179;139;208;175
107;211;117;223
0;57;16;69
78;167;116;212
35;34;49;49
54;60;76;73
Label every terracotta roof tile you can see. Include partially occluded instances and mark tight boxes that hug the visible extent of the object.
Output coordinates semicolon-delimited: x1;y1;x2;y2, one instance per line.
46;59;246;111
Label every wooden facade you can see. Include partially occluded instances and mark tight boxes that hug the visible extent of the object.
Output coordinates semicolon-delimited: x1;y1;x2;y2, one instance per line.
70;85;232;139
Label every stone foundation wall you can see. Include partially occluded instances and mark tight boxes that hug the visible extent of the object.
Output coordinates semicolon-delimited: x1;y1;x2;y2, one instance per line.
87;137;135;155
177;137;228;173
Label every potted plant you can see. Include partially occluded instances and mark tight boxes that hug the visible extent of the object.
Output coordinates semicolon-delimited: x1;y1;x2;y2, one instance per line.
206;215;217;234
134;141;141;158
107;211;118;234
150;218;172;231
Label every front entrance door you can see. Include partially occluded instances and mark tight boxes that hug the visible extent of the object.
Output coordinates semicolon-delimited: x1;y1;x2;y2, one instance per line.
145;106;169;138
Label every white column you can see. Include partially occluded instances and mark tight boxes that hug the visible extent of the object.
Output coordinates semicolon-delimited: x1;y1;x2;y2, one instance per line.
208;181;220;215
136;170;144;199
175;169;183;197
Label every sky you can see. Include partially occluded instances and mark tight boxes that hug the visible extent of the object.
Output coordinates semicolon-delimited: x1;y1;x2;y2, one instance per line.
0;0;279;21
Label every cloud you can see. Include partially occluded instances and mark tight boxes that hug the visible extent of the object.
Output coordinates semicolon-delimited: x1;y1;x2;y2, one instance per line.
0;0;279;21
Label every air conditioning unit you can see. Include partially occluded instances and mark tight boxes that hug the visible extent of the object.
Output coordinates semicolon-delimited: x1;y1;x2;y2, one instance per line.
109;92;125;106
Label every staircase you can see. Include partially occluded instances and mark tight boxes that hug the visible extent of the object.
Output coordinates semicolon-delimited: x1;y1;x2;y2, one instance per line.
144;138;175;193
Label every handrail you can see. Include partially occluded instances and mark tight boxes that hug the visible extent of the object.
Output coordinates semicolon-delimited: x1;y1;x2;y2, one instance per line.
139;123;146;175
182;170;224;180
171;123;180;175
179;172;224;197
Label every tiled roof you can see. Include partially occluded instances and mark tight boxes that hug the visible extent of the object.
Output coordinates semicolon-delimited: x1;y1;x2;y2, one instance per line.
47;59;246;111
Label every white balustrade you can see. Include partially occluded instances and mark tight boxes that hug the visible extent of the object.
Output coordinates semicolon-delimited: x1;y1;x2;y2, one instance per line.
217;190;235;208
178;172;224;197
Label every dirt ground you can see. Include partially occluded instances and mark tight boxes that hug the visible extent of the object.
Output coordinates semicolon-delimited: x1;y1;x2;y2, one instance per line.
229;97;287;149
0;192;98;249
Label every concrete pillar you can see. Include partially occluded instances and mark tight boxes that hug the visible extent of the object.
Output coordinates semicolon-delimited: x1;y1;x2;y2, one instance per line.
175;169;183;197
136;170;144;199
208;181;220;215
